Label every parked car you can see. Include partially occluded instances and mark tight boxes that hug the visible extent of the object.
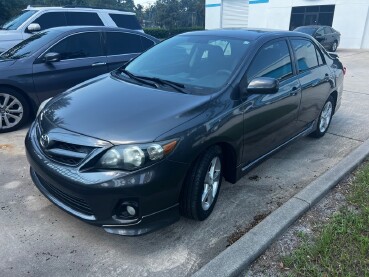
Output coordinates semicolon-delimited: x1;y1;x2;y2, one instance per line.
294;25;341;52
25;29;345;236
0;26;158;132
0;5;143;52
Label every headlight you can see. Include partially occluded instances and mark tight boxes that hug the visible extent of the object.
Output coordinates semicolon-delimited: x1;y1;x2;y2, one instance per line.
36;98;52;116
96;140;178;171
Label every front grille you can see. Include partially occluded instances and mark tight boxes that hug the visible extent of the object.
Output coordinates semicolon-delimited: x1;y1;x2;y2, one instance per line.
35;124;96;166
37;174;94;216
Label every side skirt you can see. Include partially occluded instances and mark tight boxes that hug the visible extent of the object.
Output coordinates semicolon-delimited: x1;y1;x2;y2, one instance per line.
236;121;315;180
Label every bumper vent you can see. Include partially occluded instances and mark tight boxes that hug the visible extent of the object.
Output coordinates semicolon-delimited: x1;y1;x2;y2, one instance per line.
37;173;94;216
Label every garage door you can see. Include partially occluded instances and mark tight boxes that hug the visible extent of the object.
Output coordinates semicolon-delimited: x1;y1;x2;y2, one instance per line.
222;0;249;28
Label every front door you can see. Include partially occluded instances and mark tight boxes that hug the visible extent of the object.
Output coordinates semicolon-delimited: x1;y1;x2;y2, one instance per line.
33;31;107;102
241;39;302;165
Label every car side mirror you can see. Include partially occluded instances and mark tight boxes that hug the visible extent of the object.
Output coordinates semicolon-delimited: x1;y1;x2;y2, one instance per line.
27;23;41;32
246;77;279;95
44;52;61;63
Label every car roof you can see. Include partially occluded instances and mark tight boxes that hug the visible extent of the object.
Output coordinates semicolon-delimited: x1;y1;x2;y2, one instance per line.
295;25;327;29
41;26;159;41
25;6;135;15
180;28;311;41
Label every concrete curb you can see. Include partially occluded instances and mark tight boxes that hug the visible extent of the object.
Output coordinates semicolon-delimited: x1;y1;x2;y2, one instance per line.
193;139;369;277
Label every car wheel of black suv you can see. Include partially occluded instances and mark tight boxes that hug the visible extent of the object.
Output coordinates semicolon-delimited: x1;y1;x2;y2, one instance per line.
180;146;223;221
310;95;335;138
0;88;29;133
331;41;338;52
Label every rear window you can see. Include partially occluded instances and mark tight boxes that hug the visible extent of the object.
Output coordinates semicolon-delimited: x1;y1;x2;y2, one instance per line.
106;32;143;55
109;14;141;30
65;12;103;26
294;27;318;36
141;37;155;51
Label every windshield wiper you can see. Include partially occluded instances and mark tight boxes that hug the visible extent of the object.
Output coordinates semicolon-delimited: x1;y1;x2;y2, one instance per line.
137;76;187;93
118;69;158;88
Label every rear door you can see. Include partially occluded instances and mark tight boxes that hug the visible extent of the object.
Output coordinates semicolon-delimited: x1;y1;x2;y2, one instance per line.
290;38;333;129
323;26;334;47
33;31;108;102
105;31;154;71
241;39;302;165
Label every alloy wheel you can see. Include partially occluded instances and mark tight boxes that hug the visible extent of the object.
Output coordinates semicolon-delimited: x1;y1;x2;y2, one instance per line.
319;101;333;133
201;156;221;211
0;93;24;130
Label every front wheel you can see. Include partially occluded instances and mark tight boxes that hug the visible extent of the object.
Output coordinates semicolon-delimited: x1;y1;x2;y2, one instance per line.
0;89;29;133
310;96;334;138
180;146;223;221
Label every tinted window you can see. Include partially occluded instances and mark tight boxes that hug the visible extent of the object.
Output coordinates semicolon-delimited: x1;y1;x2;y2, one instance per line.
141;37;155;51
247;40;293;81
109;14;141;30
48;32;103;60
291;39;319;71
2;10;37;30
65;12;103;26
32;12;66;30
316;28;324;36
323;27;332;34
106;32;143;55
294;27;317;36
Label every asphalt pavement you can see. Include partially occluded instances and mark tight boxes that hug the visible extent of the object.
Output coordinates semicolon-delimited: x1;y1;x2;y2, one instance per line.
1;49;368;277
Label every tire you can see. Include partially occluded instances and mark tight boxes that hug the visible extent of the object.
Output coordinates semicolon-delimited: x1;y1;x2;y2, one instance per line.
180;146;223;221
310;95;334;138
0;88;29;133
331;41;338;52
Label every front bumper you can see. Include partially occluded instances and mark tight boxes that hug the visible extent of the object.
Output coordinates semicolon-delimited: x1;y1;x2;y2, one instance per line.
25;122;189;236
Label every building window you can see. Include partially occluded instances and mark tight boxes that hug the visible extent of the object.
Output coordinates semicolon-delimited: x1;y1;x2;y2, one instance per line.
289;5;335;30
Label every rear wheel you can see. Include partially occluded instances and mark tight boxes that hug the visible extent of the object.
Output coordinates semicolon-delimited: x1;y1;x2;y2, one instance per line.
180;146;223;221
310;95;334;138
0;89;29;133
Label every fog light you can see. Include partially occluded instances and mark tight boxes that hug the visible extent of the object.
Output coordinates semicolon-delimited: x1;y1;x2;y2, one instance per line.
115;200;139;221
126;205;136;216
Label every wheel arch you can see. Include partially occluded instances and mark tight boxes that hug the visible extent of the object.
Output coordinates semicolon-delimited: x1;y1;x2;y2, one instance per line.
0;84;38;115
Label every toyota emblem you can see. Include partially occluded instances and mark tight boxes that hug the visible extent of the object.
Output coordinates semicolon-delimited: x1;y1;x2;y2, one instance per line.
40;134;50;148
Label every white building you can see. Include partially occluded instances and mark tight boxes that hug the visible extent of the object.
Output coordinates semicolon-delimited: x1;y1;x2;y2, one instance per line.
205;0;369;49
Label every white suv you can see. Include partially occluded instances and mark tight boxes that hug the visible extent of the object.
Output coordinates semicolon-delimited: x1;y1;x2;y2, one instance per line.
0;5;143;52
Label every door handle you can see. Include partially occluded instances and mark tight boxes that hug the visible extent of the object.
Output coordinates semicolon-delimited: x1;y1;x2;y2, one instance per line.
290;87;301;96
91;62;107;67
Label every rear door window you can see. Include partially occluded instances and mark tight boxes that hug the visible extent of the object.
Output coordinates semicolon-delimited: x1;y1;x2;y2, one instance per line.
323;27;332;34
106;32;143;55
48;32;104;60
109;14;141;30
247;40;293;81
141;37;155;51
65;12;104;26
32;12;66;30
291;39;320;72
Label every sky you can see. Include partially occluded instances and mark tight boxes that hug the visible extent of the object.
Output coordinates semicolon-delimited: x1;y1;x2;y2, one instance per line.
133;0;156;7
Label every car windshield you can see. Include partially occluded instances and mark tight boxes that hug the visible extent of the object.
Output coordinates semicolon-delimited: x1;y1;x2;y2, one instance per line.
1;10;37;30
294;27;317;35
122;35;251;94
0;30;53;60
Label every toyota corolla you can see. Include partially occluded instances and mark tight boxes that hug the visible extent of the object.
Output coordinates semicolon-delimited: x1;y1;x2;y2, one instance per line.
25;29;345;236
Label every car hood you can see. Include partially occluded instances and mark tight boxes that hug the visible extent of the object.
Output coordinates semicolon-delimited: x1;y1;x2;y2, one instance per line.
43;74;211;144
0;30;22;40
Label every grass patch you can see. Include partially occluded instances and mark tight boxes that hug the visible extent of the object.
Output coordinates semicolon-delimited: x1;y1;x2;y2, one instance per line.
283;161;369;276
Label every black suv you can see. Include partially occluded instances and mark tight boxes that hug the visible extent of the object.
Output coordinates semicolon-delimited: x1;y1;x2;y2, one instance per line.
294;25;341;52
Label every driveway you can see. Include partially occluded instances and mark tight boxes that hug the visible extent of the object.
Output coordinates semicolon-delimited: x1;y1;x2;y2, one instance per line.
1;50;368;277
